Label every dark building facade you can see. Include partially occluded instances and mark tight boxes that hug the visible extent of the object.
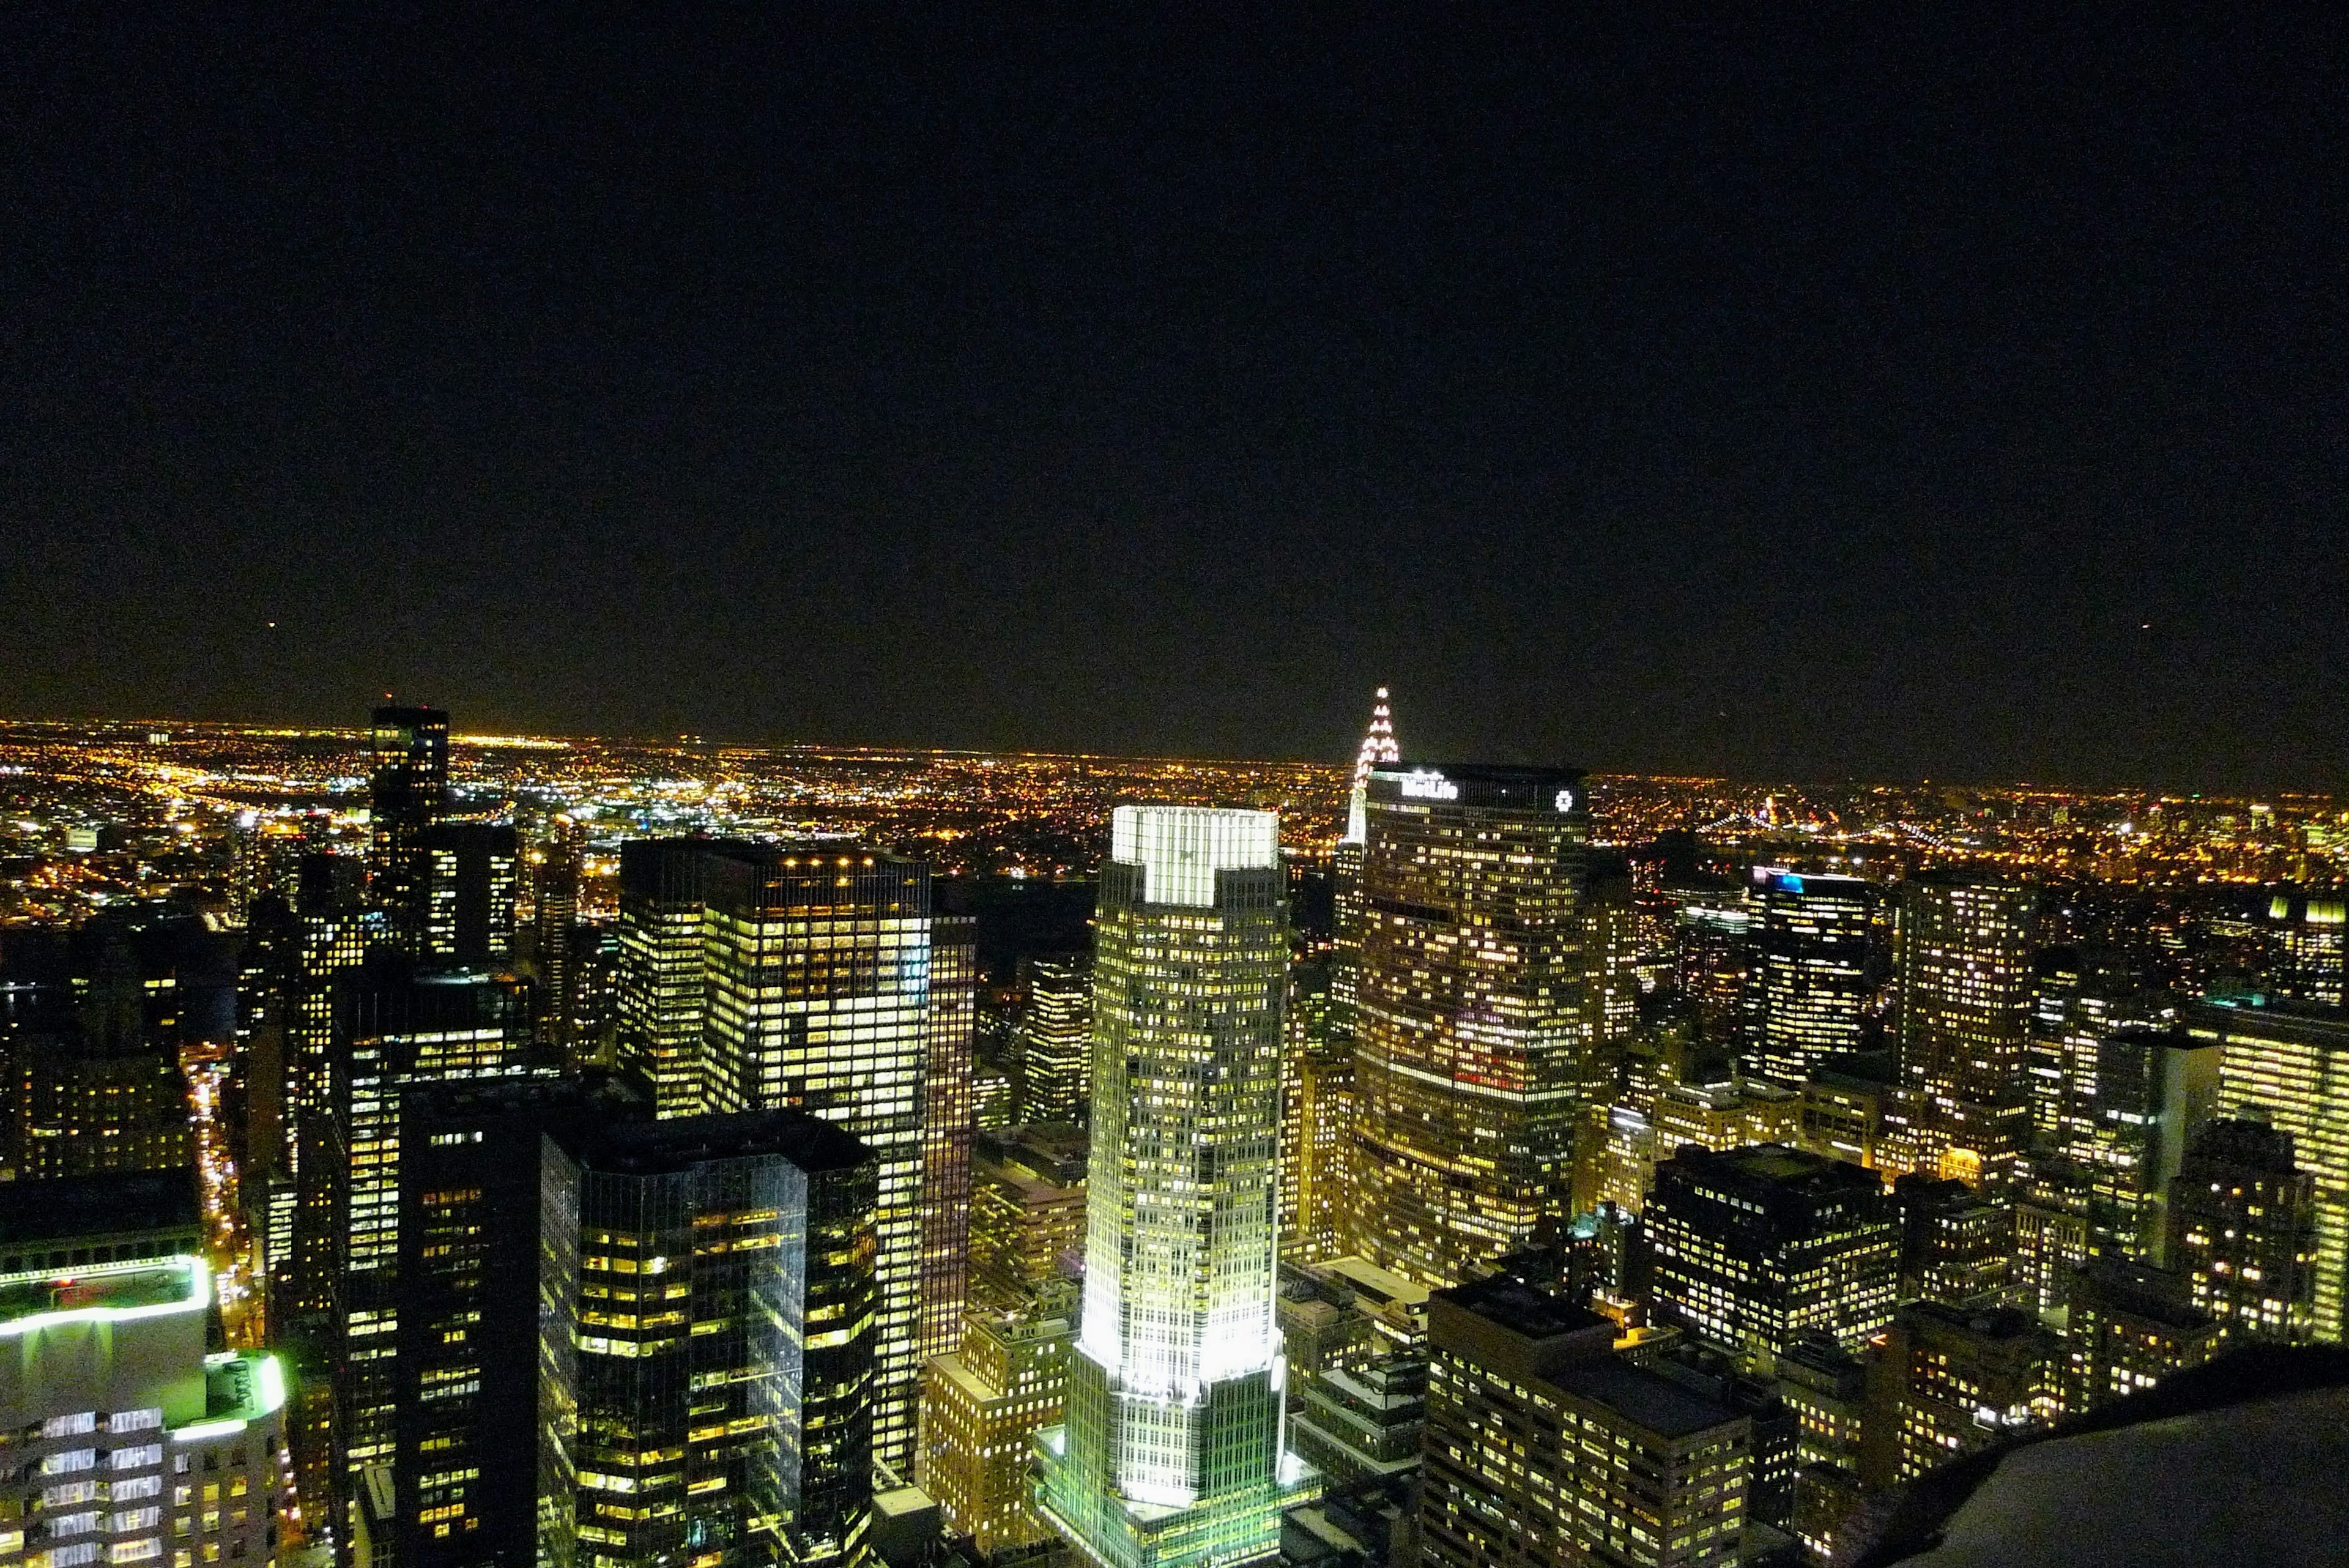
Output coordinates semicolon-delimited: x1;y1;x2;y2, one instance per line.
369;704;452;948
2166;1115;2319;1342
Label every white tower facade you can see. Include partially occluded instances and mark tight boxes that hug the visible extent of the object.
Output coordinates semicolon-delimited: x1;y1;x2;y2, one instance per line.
1039;806;1313;1568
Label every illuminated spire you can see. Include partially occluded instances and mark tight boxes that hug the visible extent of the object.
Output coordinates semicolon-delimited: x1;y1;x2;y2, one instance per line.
1342;686;1400;844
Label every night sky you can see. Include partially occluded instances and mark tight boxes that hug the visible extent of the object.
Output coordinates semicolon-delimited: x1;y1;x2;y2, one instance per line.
4;11;2343;789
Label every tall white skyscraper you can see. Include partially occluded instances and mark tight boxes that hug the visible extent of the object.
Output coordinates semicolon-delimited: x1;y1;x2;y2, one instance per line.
1039;806;1314;1568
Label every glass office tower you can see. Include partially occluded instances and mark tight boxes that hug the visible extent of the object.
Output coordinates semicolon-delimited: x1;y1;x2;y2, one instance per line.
1038;806;1313;1568
1748;868;1872;1083
1898;872;2036;1187
1345;764;1594;1288
368;704;450;949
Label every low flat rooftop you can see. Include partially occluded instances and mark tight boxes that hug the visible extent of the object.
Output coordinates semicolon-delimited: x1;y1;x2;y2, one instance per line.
0;1257;203;1329
1553;1353;1745;1441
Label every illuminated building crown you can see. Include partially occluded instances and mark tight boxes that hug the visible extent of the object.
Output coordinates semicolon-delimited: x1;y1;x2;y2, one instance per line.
1343;686;1400;844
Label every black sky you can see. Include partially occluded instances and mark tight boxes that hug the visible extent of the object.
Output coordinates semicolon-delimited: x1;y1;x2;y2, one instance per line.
4;10;2344;789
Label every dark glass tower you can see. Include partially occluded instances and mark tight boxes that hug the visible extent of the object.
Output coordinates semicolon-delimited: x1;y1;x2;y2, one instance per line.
1748;869;1873;1084
369;704;451;946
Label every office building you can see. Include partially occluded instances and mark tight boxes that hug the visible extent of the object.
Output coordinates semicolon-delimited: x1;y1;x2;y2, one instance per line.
700;841;935;1473
534;814;586;1051
1747;869;1872;1084
417;822;519;969
2025;948;2167;1145
1672;878;1757;1053
2195;998;2349;1336
2064;1256;2228;1412
286;852;373;1319
1280;962;1351;1264
2268;891;2347;1008
919;1298;1073;1556
2063;1025;2221;1259
540;1111;881;1568
1416;1275;1751;1568
323;955;540;1512
1016;954;1091;1125
1646;1145;1898;1367
2166;1115;2318;1342
1290;1356;1425;1490
368;705;451;949
1773;1332;1866;1476
614;838;717;1118
0;1167;204;1274
13;1029;194;1182
1038;806;1313;1568
395;1076;646;1568
1897;871;2036;1187
1346;764;1594;1287
1861;1302;2061;1488
1329;690;1400;1048
1890;1174;2013;1307
0;1254;286;1568
920;916;978;1363
967;1126;1086;1317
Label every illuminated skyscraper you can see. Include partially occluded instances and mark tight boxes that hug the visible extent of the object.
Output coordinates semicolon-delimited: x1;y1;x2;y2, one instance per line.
1017;953;1093;1124
1329;688;1398;1038
1898;871;2036;1187
368;704;450;947
700;842;936;1474
920;915;978;1363
1346;764;1594;1287
534;814;586;1050
539;1112;881;1568
417;822;519;968
1747;868;1872;1084
2196;998;2349;1336
2269;890;2347;1007
2166;1115;2318;1342
1038;806;1313;1568
615;838;716;1118
324;953;540;1504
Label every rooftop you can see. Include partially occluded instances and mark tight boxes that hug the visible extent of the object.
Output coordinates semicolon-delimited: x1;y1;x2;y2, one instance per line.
0;1169;201;1246
0;1257;206;1330
1552;1353;1746;1440
1438;1274;1611;1343
572;1108;875;1177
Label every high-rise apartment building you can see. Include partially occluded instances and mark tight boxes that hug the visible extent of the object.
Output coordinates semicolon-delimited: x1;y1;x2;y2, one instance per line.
539;1112;881;1568
1038;806;1312;1568
2194;998;2349;1337
700;842;935;1474
1417;1275;1751;1568
2166;1113;2318;1342
614;838;716;1118
1016;954;1091;1126
1646;1145;1899;1367
1898;871;2036;1187
368;705;451;948
0;1255;287;1568
1346;764;1593;1288
1746;869;1872;1085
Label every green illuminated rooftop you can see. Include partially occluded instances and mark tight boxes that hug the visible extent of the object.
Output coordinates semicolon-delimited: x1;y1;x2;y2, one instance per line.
0;1257;206;1332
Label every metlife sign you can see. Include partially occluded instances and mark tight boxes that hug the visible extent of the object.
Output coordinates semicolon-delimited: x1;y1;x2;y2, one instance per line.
1398;770;1460;801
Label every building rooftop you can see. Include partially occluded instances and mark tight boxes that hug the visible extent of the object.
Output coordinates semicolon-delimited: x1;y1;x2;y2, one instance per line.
1552;1353;1745;1440
0;1168;201;1247
1438;1274;1612;1343
1659;1142;1883;1199
0;1256;205;1330
572;1107;875;1177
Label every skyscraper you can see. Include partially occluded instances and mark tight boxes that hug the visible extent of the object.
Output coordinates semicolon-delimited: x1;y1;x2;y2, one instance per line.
1329;688;1398;1040
1746;868;1872;1085
1017;953;1093;1124
368;704;451;947
535;814;587;1051
2166;1114;2318;1343
699;842;935;1474
538;1112;881;1568
417;822;519;968
2195;998;2349;1337
1898;871;2036;1187
324;953;541;1507
614;837;716;1118
1346;764;1593;1287
919;915;978;1364
1038;806;1312;1568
